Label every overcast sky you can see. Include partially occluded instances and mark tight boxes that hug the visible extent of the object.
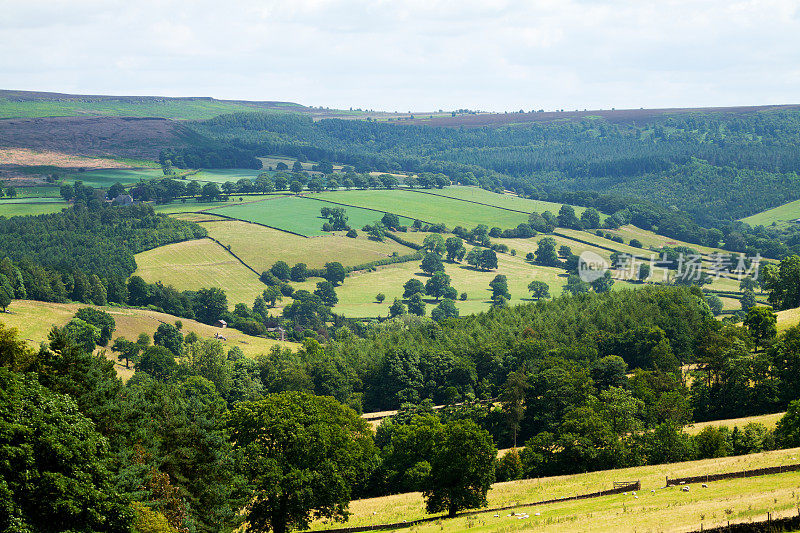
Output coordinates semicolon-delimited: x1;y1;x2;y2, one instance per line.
1;0;799;112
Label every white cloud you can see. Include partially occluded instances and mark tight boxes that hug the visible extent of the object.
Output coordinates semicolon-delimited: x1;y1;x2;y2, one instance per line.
0;0;798;111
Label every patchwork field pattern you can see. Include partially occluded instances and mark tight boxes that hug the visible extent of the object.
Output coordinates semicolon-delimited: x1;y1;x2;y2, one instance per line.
200;218;416;271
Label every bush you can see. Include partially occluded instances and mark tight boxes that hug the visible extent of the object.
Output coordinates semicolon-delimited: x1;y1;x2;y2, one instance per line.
346;229;358;238
459;292;467;301
629;238;643;248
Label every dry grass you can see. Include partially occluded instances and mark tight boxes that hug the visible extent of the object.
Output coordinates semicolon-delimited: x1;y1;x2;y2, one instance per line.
777;308;800;332
1;299;296;380
311;447;800;532
134;238;267;308
684;412;785;436
200;219;414;272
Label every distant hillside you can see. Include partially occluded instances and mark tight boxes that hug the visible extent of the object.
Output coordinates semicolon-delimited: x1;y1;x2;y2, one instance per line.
0;89;307;120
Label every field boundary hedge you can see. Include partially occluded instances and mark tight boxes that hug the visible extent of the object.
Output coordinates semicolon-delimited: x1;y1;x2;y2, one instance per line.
384;232;423;250
205;237;262;277
666;463;800;486
318;481;640;533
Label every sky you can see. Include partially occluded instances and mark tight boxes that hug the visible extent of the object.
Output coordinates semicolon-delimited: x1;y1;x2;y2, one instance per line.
1;0;799;112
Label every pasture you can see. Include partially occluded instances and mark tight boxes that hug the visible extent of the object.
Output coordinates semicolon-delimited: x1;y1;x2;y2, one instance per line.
133;238;267;308
777;308;800;332
0;300;296;379
421;187;592;217
152;195;278;214
210;195;411;237
308;189;532;229
742;198;800;228
66;168;164;187
310;447;800;532
294;252;569;317
0;198;69;217
200;219;415;272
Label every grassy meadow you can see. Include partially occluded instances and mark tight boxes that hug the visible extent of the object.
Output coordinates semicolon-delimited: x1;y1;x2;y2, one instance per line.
684;412;785;436
308;189;532;229
200;219;415;272
742;198;800;228
0;199;69;217
310;447;800;532
66;168;165;187
294;253;570;317
211;195;412;237
421;187;594;217
0;299;296;380
133;238;267;308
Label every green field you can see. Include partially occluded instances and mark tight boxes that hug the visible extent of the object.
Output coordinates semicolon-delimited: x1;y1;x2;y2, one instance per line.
310;447;800;532
133;238;267;308
66;168;165;187
308;189;532;229
421;187;594;217
742;199;800;228
200;219;415;272
152;195;279;214
0;97;301;120
16;186;61;198
210;196;411;237
181;168;266;183
0;199;69;217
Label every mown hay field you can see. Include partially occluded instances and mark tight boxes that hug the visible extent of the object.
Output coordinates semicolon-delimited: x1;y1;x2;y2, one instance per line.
311;447;800;532
200;219;415;272
133;238;267;308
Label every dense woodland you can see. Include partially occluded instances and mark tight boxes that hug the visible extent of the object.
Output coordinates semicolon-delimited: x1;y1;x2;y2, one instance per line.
5;283;800;531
